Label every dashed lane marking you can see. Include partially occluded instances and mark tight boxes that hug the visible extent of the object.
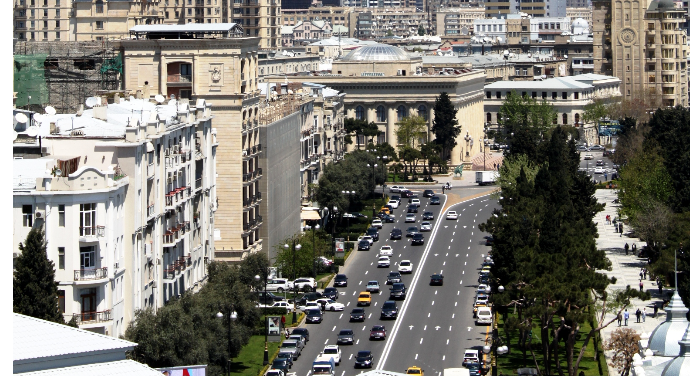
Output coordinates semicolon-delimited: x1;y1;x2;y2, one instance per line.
443;261;446;266
432;301;434;305
455;302;457;307
452;314;455;319
356;339;359;345
332;326;336;331
420;338;423;344
415;354;419;360
428;313;431;317
424;325;427;331
325;339;329;344
339;314;343;319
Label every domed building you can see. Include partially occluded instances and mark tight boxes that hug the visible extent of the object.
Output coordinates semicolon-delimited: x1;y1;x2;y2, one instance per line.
571;18;589;35
661;323;690;376
335;44;423;77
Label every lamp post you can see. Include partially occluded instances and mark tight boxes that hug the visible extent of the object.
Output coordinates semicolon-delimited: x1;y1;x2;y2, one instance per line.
255;274;270;365
284;240;302;325
216;310;238;376
483;285;506;376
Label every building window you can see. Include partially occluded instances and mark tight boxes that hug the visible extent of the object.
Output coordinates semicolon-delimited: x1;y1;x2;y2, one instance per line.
562;92;567;99
542;91;547;99
562;113;568;125
58;247;65;269
43;20;48;28
80;246;95;268
43;9;48;17
486;112;492;122
57;290;65;313
58;204;65;226
96;21;104;30
376;105;386;122
355;105;365;120
55;20;60;28
79;203;96;236
574;92;579;100
496;92;501;99
575;113;580;126
486;91;491;99
417;105;428;121
22;205;33;227
532;91;537;98
397;105;407;121
43;32;48;39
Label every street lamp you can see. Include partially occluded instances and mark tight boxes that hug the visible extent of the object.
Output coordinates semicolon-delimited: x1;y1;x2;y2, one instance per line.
255;274;270;365
216;310;238;376
483;285;506;376
283;240;302;324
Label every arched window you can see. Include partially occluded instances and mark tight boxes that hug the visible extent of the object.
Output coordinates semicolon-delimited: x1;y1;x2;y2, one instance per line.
355;105;365;120
562;113;568;125
574;113;580;126
418;105;428;121
376;105;386;122
486;112;492;122
496;112;502;122
397;105;407;121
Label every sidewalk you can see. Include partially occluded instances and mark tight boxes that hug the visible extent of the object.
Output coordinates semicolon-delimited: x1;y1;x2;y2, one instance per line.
594;188;668;376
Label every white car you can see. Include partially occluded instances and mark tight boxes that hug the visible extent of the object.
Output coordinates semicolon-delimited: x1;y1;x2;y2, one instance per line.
293;277;317;291
420;221;432;231
583;153;594;160
299;301;322;312
398;260;413;274
446;211;458;220
594;167;605;174
476;306;493;325
387;199;400;209
389;186;401;193
258;301;292;310
357;235;374;246
410;198;421;206
377;256;391;268
379;245;393;256
405;214;416;223
371;219;383;229
321;345;342;365
477;284;491;293
265;369;284;376
316;298;345;312
265;278;294;292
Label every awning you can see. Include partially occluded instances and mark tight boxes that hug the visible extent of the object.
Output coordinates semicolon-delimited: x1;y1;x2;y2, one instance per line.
146;142;154;152
301;210;321;221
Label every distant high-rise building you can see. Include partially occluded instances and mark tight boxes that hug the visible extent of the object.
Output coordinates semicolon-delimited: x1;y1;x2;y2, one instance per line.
485;0;566;18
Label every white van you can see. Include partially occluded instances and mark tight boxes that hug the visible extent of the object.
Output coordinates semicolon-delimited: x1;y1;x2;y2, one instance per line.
476;306;493;325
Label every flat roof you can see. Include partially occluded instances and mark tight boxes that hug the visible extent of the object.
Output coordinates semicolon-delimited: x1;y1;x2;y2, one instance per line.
129;23;241;33
17;360;163;376
486;77;594;90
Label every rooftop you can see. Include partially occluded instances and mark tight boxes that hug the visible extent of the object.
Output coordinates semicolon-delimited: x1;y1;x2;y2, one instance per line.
17;360;163;377
13;158;50;190
129;23;244;39
485;77;595;90
341;44;412;62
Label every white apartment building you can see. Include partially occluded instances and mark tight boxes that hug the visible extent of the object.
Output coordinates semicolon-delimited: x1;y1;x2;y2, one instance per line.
12;95;218;336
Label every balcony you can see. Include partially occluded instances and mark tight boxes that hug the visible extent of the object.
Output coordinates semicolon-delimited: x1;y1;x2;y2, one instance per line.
195;177;203;190
79;225;105;238
167;74;192;84
74;267;108;281
71;310;112;325
147;203;156;218
164;266;175;280
164;229;179;245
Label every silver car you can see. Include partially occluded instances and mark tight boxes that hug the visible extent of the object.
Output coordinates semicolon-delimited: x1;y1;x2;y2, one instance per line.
405;213;416;223
420;221;432;231
366;280;380;293
279;339;304;360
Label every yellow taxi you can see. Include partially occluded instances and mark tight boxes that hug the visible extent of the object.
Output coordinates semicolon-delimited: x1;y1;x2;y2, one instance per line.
380;207;391;215
357;291;372;306
406;366;424;376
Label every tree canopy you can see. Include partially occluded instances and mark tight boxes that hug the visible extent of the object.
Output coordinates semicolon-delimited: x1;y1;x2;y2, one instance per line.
395;115;427;149
431;92;461;161
498;91;556;160
344;118;382;147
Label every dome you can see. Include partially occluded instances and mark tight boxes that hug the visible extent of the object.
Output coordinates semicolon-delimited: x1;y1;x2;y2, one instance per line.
342;44;411;62
648;291;690;357
572;18;589;35
661;324;690;376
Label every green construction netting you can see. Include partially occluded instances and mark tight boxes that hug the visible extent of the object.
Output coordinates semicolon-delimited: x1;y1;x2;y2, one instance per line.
101;52;123;74
14;54;48;107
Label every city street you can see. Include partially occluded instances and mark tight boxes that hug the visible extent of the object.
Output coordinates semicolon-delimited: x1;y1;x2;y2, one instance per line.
578;149;617;183
288;186;498;376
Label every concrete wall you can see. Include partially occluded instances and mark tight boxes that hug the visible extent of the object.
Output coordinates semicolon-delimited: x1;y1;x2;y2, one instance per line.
259;111;302;261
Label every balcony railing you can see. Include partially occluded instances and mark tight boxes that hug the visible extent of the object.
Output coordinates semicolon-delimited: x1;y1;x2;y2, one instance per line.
195;177;202;189
74;267;108;281
164;266;175;280
164;230;178;245
167;74;192;83
80;225;105;237
72;309;112;324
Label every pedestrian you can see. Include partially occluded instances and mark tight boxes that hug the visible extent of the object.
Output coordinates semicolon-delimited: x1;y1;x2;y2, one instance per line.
640;269;644;280
632;243;637;254
654;304;658;318
617;312;623;326
442;185;445;194
625;243;630;255
658;280;663;294
642;308;647;323
636;308;641;323
624;309;629;326
620;223;624;236
643;268;647;280
639;280;644;292
605;171;608;181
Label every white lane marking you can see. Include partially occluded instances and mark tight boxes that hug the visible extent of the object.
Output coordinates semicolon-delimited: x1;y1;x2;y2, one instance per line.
369;313;372;318
448;246;451;249
460;280;462;285
446;252;449;257
347;302;350;307
443;261;446;266
465;261;467;265
339;314;343;319
455;225;457;229
450;239;453;243
443;355;446;361
371;262;373;266
420;338;423;344
469;239;472;243
456;254;460;257
432;301;434;305
399;253;402;258
307;370;312;376
453;231;455;236
446;339;449;345
428;313;431;317
404;246;406;249
466;253;469;257
472;232;474;236
424;325;427;331
462;271;465;275
374;302;377;307
332;326;336;331
325;339;329;344
352;291;356;296
457;291;460;295
356;339;360;345
468;246;471;249
452;313;455;319
455;302;457;307
440;270;443;274
362;326;366;331
342;371;346;376
435;290;437;295
415;354;419;360
449;326;452;331
359;281;362;285
468;327;472;331
365;271;368;275
409;325;414;330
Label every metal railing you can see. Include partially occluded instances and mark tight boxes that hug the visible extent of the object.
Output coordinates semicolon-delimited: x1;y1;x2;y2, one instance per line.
167;74;192;83
74;267;108;281
80;225;105;237
72;309;112;324
164;267;175;280
195;178;202;189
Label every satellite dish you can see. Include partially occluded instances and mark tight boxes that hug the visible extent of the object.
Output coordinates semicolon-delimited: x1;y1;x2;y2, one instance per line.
12;131;18;141
26;126;38;137
129;96;135;102
154;94;165;103
15;113;28;123
168;99;177;106
33;113;45;122
85;97;99;108
55;168;63;177
45;106;56;115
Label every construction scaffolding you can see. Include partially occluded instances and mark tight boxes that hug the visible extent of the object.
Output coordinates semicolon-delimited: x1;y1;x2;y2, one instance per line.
13;40;122;114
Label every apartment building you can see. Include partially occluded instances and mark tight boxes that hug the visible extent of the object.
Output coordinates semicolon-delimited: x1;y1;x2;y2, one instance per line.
122;24;263;260
12;96;217;337
485;0;566;18
13;0;74;42
282;6;352;28
282;19;333;46
364;8;432;39
593;0;688;106
436;7;486;36
567;6;593;27
258;51;321;80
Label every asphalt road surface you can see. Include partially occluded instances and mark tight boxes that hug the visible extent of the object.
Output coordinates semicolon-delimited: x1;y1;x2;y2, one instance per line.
578;150;618;182
287;188;499;376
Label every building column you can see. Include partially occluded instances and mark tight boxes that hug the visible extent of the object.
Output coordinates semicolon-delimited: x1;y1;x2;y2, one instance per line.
160;55;167;97
428;107;436;143
387;106;397;149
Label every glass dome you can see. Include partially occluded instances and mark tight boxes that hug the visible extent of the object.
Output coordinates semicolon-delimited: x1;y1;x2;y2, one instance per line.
342;44;411;62
648;291;689;357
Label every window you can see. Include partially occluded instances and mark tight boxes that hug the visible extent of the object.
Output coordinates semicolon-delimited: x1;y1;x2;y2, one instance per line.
417;105;428;121
57;290;65;313
397;105;407;120
43;32;48;39
22;205;33;227
574;92;579;100
79;203;96;236
562;92;568;99
496;91;501;99
55;9;59;17
355;105;365;120
486;91;491;99
55;20;60;28
542;91;547;99
80;246;95;268
43;9;48;17
43;20;48;28
486;112;492;122
58;204;65;226
575;113;580;126
562;113;568;125
58;247;65;269
532;91;537;98
376;105;386;122
96;21;104;30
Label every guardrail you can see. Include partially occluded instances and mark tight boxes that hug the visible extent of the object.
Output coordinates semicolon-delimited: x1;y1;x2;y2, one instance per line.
80;226;105;237
74;267;108;281
72;309;112;324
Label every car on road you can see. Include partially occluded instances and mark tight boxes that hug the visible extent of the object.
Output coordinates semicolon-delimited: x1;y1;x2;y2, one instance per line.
430;196;441;205
354;350;374;368
590;144;605;151
358;240;371;251
275;351;294;368
390;228;402;240
430;273;444;285
350;307;366;322
423;189;435;197
316;298;345;311
288;334;307;346
407;194;419;202
389;186;404;193
333;274;348;287
406;226;419;237
292;277;316;292
366;280;380;293
265;278;293;292
583;153;593;160
463;349;481;367
406;366;424;376
596;159;604;166
474;294;489;310
305;308;324;324
400;189;413;198
420;221;432;231
407;204;419;213
264;369;284;376
357;291;372;306
411;233;425;245
422;211;434;220
380;300;398;319
379;245;393;256
386;271;402;284
405;214;417;223
594;166;605;174
446;211;458;220
271;358;290;374
357;235;374;246
291;327;310;343
382;214;395;223
366;227;379;242
387;199;400;209
337;329;355;345
477;284;491;293
280;339;304;360
321;345;342;366
323;287;338;300
370;325;387;340
371;219;383;229
377;256;391;268
389;282;407;299
476;306;493;325
484;235;494;246
410;198;421;206
294;292;324;306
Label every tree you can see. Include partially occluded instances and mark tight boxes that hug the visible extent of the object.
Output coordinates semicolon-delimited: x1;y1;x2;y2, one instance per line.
13;227;64;324
581;99;609;128
273;231;333;280
344;117;382;149
417;25;425;36
498;91;556;161
398;146;423;180
603;328;640;375
490;153;540;200
431;92;461;161
420;142;443;177
386;29;394;37
395;115;427;149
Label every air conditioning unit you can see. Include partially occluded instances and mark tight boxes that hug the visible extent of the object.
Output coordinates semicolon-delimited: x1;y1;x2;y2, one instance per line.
35;209;45;219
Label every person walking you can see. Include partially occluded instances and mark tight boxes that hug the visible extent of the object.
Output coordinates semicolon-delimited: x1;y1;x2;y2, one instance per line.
642;308;647;323
604;171;608;181
620;223;624;236
654;304;659;318
658;280;663;295
624;309;630;326
632;243;637;255
617;311;623;326
636;308;642;323
639;269;644;280
643;268;647;280
639;280;644;292
625;243;630;255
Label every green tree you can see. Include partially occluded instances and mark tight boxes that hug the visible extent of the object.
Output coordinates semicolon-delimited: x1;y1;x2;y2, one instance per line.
273;230;333;281
617;147;673;225
498;91;556;161
420;142;443;177
399;146;423;180
13;227;65;324
395;115;427;149
490;153;540;199
581;99;609;128
431;92;461;161
344;117;382;149
417;25;426;36
386;29;394;37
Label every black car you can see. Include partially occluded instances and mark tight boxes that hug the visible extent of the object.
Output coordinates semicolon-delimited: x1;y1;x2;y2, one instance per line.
430;273;444;286
406;226;419;237
323;287;339;300
358;240;370;251
390;195;401;202
423;189;435;198
291;327;310;343
380;300;398;319
484;235;494;246
350;307;366;322
334;274;348;287
400;190;413;198
422;211;434;220
305;308;323;324
337;329;355;345
382;214;395;223
275;352;294;368
367;227;380;242
411;233;424;245
295;292;323;306
407;204;419;213
354;350;374;368
350;212;367;218
255;291;285;305
478;275;490;285
271;358;290;374
390;228;402;240
376;211;389;220
386;271;402;284
389;283;407;299
430;196;441;205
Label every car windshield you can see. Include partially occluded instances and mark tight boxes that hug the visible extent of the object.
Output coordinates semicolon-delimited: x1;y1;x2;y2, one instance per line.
388;272;400;277
372;326;384;331
400;262;410;266
324;348;338;354
382;302;396;309
408;369;421;374
277;352;290;358
407;227;418;232
306;309;321;315
339;330;353;335
313;367;330;374
335;275;346;280
360;293;370;298
368;281;378;285
357;351;371;358
351;308;364;314
325;288;335;293
282;341;297;348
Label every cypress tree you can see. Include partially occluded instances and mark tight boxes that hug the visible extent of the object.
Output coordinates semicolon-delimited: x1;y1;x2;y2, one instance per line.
431;92;460;161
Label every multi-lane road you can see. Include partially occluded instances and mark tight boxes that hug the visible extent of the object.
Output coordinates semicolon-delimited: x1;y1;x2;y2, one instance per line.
288;187;499;376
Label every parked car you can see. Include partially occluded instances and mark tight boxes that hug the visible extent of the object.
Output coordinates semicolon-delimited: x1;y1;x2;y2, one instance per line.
377;256;391;268
476;306;493;325
411;233;425;245
382;214;395;223
422;211;434;220
323;287;339;300
366;227;380;242
292;277;316;292
484;235;494;246
254;291;285;305
423;189;435;197
390;228;403;240
386;271;402;284
379;245;393;256
264;369;284;376
366;280;380;293
333;274;348;287
358;240;371;251
371;219;383;229
271;358;290;375
291;327;310;343
275;351;294;368
280;339;304;360
265;278;293;292
446;211;458;220
430;196;441;205
369;325;387;340
463;349;481;367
